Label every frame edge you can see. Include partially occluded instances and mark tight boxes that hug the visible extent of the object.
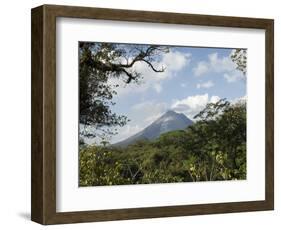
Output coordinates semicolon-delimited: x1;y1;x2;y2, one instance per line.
265;19;274;211
31;5;44;224
31;4;275;225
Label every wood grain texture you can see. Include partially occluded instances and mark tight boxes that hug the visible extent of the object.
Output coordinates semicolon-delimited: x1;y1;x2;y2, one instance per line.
31;6;44;224
31;4;274;225
265;20;274;209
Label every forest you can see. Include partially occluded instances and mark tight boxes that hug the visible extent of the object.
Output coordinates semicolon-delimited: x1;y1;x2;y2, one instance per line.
78;42;247;186
79;99;246;186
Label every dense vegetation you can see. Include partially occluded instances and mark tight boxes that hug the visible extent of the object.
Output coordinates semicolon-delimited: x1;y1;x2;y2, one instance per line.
79;99;246;186
79;42;168;140
78;42;247;186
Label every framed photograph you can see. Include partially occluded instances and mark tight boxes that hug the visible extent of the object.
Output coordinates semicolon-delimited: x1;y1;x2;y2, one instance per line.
31;4;274;225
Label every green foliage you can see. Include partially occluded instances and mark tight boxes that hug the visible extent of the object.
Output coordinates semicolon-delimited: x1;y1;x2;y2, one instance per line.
79;146;132;186
230;48;247;75
79;100;247;186
79;42;169;139
184;99;247;181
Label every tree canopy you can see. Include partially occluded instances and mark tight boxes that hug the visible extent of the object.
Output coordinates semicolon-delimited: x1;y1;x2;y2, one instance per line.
230;48;247;75
79;100;246;186
78;45;247;186
79;42;169;140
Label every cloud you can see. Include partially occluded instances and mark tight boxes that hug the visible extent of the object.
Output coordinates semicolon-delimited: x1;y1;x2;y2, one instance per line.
111;124;142;144
196;80;214;89
153;83;162;93
193;61;209;76
132;100;168;127
192;51;247;85
111;100;168;143
192;51;239;77
161;51;191;71
109;50;191;96
231;95;247;104
224;72;244;83
180;83;187;88
210;95;221;103
171;94;220;119
208;52;235;73
132;101;168;123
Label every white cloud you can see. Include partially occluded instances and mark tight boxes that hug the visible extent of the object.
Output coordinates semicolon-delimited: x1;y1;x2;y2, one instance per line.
193;61;209;76
109;50;191;96
210;95;221;103
208;52;235;73
192;51;243;82
111;100;168;143
135;100;168;118
231;95;247;104
171;93;220;119
132;100;168;126
161;51;191;71
153;83;162;93
180;83;187;88
111;124;142;144
224;72;244;83
196;80;214;89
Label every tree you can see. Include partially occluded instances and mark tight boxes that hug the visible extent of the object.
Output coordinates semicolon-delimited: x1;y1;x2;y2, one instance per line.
79;100;246;186
79;146;132;186
231;48;247;75
185;99;246;181
79;42;169;139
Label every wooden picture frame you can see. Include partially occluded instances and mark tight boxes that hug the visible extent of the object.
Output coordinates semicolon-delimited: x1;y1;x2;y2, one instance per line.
31;4;274;225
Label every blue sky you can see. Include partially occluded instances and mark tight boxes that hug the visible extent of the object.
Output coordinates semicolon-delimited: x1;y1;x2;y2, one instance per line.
96;45;246;144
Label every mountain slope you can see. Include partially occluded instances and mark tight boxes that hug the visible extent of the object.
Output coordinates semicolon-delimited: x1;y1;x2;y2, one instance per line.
114;110;193;147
